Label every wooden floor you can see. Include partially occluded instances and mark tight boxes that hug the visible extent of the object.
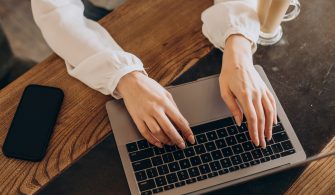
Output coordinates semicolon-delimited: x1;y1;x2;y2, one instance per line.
0;0;52;62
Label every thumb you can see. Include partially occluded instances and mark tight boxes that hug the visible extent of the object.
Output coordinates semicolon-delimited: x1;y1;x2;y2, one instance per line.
221;90;243;126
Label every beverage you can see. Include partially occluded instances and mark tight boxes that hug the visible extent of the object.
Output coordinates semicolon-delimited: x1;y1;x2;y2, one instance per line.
257;0;300;45
260;0;291;33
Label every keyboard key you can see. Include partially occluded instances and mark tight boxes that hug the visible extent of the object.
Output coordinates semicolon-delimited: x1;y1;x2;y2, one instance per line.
175;181;186;188
138;179;156;192
239;163;249;169
218;169;229;175
194;144;206;154
281;140;294;150
225;136;237;146
230;155;243;165
207;131;218;141
186;178;197;184
251;149;263;159
129;148;154;162
217;128;228;137
221;147;233;157
196;134;207;143
236;133;247;143
157;165;169;175
271;143;284;153
227;126;239;135
229;166;239;172
188;167;200;177
273;132;289;142
151;156;163;166
173;150;185;160
242;141;254;151
238;123;248;132
197;175;208;181
220;117;235;127
165;145;177;152
179;159;191;169
153;188;163;193
215;139;227;149
209;161;222;171
133;159;152;171
266;138;275;145
250;160;260;166
184;147;196;157
261;147;274;156
146;168;158;178
164;184;174;191
280;149;296;157
168;162;180;172
127;142;138;152
177;170;189;181
141;190;152;195
241;152;253;162
166;173;178;184
200;153;212;163
208;172;218;178
205;142;217;151
199;164;211;174
273;124;284;133
211;150;223;160
153;147;165;155
232;144;244;154
138;140;149;150
155;176;167;187
135;170;147;182
220;158;232;168
162;153;174;163
190;156;202;166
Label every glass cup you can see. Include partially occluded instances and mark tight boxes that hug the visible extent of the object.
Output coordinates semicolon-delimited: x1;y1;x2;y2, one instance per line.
257;0;301;46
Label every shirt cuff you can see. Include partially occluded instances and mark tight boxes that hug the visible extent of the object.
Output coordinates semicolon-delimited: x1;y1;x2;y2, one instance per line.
201;1;260;53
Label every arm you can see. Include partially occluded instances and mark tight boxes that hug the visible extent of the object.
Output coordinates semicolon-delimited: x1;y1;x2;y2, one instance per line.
31;0;194;148
202;0;277;148
31;0;144;98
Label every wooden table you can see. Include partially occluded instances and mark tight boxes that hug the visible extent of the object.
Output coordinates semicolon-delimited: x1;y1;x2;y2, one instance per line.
0;0;334;194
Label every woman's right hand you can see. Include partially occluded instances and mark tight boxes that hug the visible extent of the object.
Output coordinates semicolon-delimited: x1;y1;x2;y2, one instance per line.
116;71;195;149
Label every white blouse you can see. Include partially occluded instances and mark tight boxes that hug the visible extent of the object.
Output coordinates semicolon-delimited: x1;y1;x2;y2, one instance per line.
31;0;260;99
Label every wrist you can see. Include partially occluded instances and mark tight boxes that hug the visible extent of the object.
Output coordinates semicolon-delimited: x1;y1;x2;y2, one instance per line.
223;34;254;70
117;71;145;98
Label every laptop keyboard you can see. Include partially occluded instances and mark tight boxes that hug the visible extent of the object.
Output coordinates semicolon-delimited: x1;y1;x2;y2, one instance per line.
126;117;296;195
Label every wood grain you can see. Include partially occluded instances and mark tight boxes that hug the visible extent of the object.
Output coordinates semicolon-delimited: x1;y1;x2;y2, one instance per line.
285;137;335;195
0;0;212;194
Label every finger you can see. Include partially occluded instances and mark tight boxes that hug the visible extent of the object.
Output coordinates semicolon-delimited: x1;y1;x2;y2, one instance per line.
262;95;274;141
154;110;186;149
145;117;171;145
253;95;266;148
133;117;163;148
239;96;259;146
221;89;243;126
266;90;277;124
165;100;195;144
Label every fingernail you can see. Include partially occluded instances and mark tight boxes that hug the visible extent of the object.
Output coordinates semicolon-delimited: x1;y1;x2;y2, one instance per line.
188;135;195;144
234;115;242;126
254;139;259;147
155;142;163;148
177;142;186;149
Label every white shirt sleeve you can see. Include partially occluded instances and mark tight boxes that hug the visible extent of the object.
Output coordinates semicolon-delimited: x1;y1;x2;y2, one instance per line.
201;0;260;53
31;0;146;99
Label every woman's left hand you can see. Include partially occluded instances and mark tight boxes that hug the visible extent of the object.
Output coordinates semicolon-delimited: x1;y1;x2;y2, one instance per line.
219;34;277;148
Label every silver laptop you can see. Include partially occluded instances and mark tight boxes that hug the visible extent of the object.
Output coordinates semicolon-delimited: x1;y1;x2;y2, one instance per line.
106;65;306;195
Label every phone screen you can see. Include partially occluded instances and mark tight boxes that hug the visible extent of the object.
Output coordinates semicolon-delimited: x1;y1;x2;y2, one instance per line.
2;84;64;161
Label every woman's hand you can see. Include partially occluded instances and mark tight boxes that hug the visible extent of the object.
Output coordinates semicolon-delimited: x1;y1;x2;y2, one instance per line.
116;71;195;149
220;34;277;148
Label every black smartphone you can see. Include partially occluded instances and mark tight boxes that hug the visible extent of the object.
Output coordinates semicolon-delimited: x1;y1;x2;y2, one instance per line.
2;84;64;161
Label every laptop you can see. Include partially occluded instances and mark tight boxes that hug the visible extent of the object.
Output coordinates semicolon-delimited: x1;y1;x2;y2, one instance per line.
106;65;306;195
